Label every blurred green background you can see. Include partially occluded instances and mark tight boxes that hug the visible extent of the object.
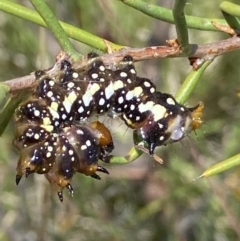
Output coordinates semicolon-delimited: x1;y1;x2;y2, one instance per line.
1;0;240;240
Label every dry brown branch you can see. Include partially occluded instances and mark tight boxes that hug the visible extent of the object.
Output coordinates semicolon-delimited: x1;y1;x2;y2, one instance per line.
3;36;240;94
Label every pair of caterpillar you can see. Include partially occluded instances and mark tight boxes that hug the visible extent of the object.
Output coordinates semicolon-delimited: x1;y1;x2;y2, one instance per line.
14;53;203;201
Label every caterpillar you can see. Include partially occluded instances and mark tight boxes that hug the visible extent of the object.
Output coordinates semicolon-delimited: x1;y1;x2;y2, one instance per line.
13;53;203;201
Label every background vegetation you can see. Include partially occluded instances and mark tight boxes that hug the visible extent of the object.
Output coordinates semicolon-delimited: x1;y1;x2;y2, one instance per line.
1;0;240;240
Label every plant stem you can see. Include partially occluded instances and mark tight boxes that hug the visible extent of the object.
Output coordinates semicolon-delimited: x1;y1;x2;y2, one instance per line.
173;0;190;55
29;0;80;60
0;1;122;53
175;60;212;104
220;2;240;30
119;0;227;31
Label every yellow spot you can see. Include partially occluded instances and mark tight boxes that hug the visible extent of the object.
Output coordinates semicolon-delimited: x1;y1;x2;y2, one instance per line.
113;80;124;90
89;83;100;95
62;97;72;113
48;107;60;119
133;86;143;97
67;92;77;103
40;124;54;132
50;102;59;111
152;105;167;121
43;117;51;125
138;101;154;113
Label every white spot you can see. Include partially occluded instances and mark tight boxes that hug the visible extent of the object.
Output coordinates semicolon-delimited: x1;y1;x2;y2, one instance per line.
69;149;74;155
34;110;40;116
150;87;155;93
86;140;91;146
120;72;127;77
62;114;67;119
99;65;105;71
62;145;67;151
47;91;53;98
158;123;163;129
71;157;75;161
118;96;124;104
127;78;132;84
72;72;79;78
181;107;185;111
130;105;135;110
159;136;165;141
130;68;136;74
42;168;46;171
129;114;133;118
67;82;75;88
100;78;105;82
77;129;84;135
99;98;105;106
136;116;140;121
107;103;110;108
78;106;84;113
46;152;51;158
48;146;53;152
144;81;151;87
81;145;87;150
49;80;55;86
34;134;40;139
166;97;175;105
91;73;98;79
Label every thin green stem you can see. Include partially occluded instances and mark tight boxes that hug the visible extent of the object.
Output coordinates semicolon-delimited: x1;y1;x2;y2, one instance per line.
173;0;190;54
0;95;25;136
29;0;80;60
106;146;143;164
119;0;226;31
0;1;122;52
175;60;212;104
220;2;240;30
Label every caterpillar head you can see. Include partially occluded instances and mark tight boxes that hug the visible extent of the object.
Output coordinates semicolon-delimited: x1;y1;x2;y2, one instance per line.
134;94;204;155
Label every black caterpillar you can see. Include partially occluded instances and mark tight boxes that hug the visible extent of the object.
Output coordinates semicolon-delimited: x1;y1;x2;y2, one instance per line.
14;53;203;201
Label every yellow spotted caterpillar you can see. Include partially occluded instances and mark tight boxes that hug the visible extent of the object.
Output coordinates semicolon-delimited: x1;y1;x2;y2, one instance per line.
14;53;203;201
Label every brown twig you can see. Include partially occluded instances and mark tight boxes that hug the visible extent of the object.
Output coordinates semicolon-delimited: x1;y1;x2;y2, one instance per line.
3;36;240;94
